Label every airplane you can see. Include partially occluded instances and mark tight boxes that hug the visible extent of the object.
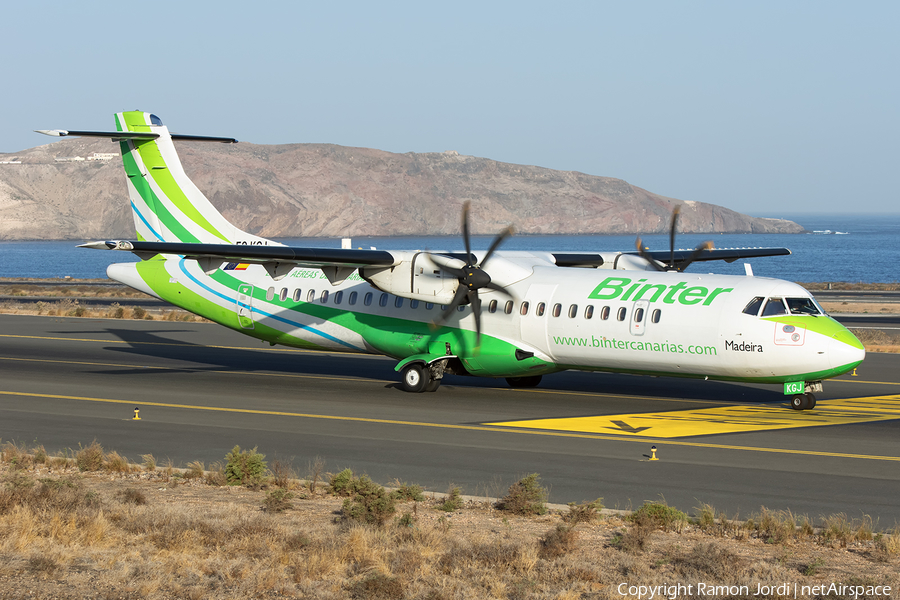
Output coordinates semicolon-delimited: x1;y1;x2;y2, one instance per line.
36;112;865;411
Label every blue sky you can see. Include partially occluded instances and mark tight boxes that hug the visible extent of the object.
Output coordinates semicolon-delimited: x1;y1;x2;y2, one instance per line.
2;1;897;215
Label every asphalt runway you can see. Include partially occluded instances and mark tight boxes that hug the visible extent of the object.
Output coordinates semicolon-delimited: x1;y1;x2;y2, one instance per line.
1;314;898;523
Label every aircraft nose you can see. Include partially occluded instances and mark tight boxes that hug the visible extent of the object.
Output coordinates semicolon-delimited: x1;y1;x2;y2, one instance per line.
829;328;866;373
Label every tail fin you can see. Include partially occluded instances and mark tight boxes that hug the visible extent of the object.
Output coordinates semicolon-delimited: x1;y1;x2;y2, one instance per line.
114;111;271;245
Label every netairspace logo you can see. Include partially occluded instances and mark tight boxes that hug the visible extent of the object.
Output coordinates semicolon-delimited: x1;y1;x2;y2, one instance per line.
616;582;892;599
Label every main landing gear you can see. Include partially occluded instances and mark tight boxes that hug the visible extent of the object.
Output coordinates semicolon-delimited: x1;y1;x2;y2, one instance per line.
790;393;816;411
399;363;441;393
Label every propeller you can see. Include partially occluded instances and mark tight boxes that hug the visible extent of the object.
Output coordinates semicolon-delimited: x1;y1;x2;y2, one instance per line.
428;201;514;347
635;206;714;272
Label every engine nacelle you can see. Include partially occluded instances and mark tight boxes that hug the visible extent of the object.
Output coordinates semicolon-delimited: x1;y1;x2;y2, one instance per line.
360;251;459;304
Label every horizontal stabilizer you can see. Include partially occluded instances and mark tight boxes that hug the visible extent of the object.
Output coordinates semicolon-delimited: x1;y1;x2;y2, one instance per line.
35;129;237;143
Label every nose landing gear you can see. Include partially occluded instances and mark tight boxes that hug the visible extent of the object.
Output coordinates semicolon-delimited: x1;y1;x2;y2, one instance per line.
790;393;817;411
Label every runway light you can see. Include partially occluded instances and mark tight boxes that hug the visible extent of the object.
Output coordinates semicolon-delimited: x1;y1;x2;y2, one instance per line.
649;445;659;461
132;407;141;421
852;368;858;377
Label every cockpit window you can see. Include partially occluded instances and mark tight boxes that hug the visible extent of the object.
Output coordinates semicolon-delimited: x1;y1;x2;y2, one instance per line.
787;297;821;315
761;297;787;317
149;114;164;126
742;297;764;316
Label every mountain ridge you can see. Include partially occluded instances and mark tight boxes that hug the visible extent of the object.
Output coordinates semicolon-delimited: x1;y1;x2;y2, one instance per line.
0;138;804;240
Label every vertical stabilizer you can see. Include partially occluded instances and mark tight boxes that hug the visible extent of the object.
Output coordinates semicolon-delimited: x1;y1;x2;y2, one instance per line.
114;111;272;245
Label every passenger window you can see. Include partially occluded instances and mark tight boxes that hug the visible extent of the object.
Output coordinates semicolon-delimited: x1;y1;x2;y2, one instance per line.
617;307;627;321
489;299;498;313
395;296;403;308
334;291;343;304
410;299;419;309
552;303;562;317
425;302;434;310
743;297;764;316
320;290;329;303
762;298;787;317
584;305;594;319
600;306;610;320
292;289;302;302
505;300;514;315
379;293;389;307
787;297;821;315
536;302;546;317
651;309;661;323
457;305;465;312
279;288;288;302
364;292;373;306
266;287;275;301
348;291;358;305
520;301;530;316
568;304;577;318
634;308;644;322
307;289;316;302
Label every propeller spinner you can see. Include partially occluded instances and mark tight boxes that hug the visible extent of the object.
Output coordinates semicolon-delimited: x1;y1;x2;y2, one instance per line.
428;202;514;347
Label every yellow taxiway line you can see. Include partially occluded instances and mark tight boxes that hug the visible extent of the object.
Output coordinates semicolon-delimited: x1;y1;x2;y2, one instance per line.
1;389;899;462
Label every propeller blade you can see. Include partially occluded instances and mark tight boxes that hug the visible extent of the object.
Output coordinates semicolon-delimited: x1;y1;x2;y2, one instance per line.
668;205;681;269
430;284;469;331
481;225;514;266
635;237;666;271
471;291;482;350
677;241;714;272
485;281;515;299
427;253;467;276
461;201;474;264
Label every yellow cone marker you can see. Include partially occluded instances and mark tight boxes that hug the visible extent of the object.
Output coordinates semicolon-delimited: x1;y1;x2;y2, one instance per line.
852;368;858;377
649;445;659;461
132;407;141;421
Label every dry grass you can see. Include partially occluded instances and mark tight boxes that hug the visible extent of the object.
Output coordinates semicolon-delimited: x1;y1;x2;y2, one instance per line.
1;443;899;599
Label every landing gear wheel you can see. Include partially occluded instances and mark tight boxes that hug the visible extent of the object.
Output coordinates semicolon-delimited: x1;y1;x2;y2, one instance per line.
805;393;816;410
506;375;543;388
790;394;805;410
424;378;441;392
400;363;431;393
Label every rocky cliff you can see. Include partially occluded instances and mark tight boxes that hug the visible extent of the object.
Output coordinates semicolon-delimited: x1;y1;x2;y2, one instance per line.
0;138;803;240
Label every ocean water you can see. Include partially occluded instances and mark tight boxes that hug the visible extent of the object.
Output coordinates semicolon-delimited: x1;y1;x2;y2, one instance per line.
1;214;898;283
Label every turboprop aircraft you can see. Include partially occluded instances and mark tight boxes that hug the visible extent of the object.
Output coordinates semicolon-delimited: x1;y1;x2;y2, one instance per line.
37;112;865;410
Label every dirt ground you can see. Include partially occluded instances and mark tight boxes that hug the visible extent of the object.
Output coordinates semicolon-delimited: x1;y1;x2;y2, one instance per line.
0;459;898;600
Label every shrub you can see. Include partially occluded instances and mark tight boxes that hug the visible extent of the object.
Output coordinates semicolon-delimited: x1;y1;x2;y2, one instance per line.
141;453;156;472
76;441;105;472
224;445;267;487
539;523;578;559
564;498;603;525
329;468;356;496
436;486;463;512
497;473;547;515
341;475;396;526
629;502;689;533
117;488;147;505
205;461;227;487
184;460;205;479
349;571;403;600
270;458;297;488
390;481;425;502
31;445;48;465
263;488;295;512
104;451;130;473
132;306;147;319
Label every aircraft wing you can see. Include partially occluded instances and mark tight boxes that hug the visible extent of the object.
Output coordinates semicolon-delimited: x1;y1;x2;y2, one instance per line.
637;247;791;264
80;240;397;284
